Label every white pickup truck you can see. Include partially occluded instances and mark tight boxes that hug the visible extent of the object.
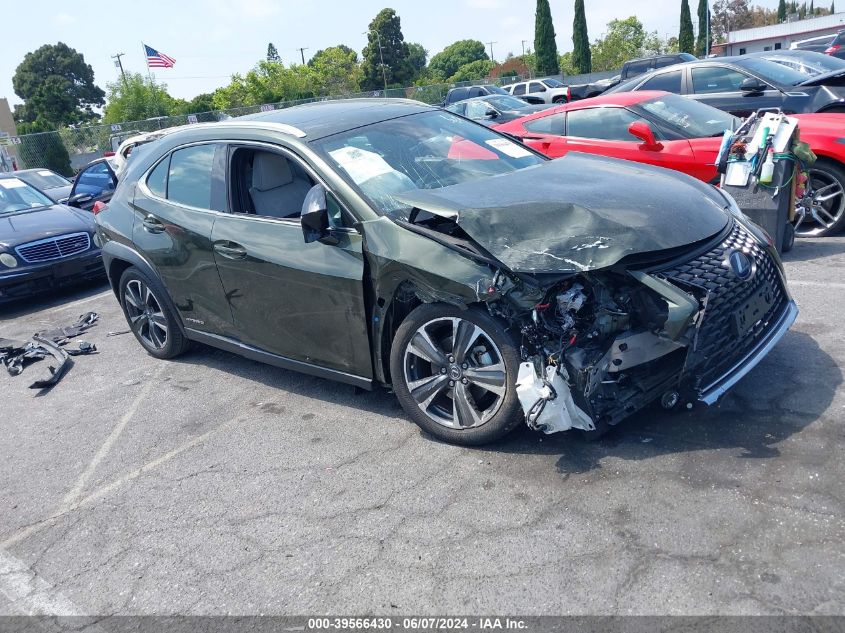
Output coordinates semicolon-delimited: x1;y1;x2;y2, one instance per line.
504;78;570;104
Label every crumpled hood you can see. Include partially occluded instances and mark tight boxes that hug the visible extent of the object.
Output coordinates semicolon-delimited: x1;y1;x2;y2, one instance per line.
393;153;730;273
0;205;94;249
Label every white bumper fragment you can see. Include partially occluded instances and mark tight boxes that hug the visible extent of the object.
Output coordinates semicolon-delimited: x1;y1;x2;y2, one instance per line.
515;362;595;434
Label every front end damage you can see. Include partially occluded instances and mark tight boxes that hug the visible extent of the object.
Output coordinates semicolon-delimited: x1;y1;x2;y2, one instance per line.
479;219;797;436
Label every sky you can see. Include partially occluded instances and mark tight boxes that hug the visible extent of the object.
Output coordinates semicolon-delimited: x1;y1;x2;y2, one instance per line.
2;0;784;108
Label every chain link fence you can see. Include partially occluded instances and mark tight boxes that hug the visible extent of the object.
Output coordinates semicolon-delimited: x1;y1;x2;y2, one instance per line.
11;70;617;175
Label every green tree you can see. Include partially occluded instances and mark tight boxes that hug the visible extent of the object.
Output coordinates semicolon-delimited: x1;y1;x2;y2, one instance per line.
267;43;280;62
212;61;316;109
832;2;836;13
308;45;362;95
778;0;787;20
184;93;215;114
361;8;412;90
712;0;752;42
405;42;428;80
696;0;711;55
12;42;104;127
679;0;695;53
591;17;654;71
428;40;488;81
102;73;181;123
534;0;560;75
16;120;72;175
447;59;495;82
571;0;591;74
810;0;815;12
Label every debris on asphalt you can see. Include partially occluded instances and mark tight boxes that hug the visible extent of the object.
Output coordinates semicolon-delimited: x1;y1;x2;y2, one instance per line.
0;312;99;389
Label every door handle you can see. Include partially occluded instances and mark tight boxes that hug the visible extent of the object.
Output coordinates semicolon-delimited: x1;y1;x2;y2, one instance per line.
213;241;248;260
142;215;165;234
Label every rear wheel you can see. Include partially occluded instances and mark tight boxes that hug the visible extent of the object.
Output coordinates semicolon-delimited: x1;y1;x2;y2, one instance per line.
794;159;845;237
119;267;189;359
390;304;523;446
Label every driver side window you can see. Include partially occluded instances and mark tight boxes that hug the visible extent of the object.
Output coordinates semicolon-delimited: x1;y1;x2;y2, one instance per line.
229;147;315;220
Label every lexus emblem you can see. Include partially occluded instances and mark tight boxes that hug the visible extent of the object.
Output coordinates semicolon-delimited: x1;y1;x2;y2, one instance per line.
727;250;755;281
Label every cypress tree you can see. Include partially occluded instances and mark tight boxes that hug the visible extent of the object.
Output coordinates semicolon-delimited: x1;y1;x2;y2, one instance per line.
696;0;710;56
810;0;815;12
778;0;787;20
534;0;560;76
571;0;591;74
679;0;695;54
832;1;836;13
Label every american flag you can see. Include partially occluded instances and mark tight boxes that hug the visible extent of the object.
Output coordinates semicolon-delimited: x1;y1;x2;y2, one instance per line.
144;44;175;68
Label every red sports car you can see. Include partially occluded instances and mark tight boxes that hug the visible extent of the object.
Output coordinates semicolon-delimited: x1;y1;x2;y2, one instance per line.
495;91;845;237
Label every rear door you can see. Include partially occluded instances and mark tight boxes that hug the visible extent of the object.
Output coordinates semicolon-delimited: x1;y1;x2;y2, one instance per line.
687;65;785;117
209;143;372;378
131;142;234;336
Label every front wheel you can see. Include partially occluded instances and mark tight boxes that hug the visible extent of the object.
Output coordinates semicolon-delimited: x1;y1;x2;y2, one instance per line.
794;159;845;237
390;304;523;446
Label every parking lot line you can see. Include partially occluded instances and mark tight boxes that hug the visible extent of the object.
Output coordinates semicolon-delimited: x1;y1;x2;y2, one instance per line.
60;366;163;510
0;549;82;616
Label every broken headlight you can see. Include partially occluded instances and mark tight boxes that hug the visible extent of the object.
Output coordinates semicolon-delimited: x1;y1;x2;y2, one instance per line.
0;252;18;268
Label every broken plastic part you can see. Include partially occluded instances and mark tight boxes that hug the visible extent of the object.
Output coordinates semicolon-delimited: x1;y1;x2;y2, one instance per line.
28;336;70;389
516;362;595;434
606;330;684;373
628;272;699;341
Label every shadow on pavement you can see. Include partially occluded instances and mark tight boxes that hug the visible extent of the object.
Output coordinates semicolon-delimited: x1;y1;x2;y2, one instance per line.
782;237;845;263
0;278;110;322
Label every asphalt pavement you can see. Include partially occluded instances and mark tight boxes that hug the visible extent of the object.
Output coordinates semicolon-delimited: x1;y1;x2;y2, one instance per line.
0;237;843;616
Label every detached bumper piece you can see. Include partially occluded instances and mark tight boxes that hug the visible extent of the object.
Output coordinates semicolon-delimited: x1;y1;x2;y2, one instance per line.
0;312;99;390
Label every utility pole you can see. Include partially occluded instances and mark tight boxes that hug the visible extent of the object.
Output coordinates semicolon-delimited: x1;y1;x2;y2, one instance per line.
111;52;126;84
364;30;388;92
521;40;528;56
487;41;497;63
297;47;308;65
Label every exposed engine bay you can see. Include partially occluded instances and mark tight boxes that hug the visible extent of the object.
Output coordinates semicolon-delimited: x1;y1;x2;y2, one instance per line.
486;269;699;436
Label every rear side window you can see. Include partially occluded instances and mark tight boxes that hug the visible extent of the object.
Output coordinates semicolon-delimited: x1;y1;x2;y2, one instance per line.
640;70;683;93
167;145;216;209
529;82;547;93
147;157;169;198
469;87;484;97
512;83;526;96
449;88;468;102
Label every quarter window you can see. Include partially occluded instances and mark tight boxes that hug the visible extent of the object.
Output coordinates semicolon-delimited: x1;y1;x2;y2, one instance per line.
146;156;169;198
566;108;642;141
528;82;547;93
512;83;526;96
691;67;749;93
167;145;217;209
640;70;683;93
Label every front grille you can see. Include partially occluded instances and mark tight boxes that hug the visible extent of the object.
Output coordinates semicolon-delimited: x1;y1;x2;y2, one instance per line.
16;233;91;263
659;221;788;390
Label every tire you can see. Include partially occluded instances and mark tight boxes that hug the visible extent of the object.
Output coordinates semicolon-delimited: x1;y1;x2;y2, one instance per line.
781;222;795;253
390;303;524;446
794;158;845;237
118;266;189;360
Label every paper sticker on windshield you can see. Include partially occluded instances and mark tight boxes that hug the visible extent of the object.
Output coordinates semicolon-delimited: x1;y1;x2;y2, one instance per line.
0;178;26;189
329;146;394;183
485;138;532;158
37;170;55;176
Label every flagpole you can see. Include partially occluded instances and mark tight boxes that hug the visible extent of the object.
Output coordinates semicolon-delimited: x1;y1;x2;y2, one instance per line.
142;42;160;122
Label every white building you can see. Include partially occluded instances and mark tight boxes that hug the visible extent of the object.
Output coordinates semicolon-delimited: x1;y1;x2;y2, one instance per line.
721;11;845;55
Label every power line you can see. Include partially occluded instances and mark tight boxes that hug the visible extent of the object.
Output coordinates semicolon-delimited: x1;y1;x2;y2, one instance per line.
111;52;126;84
296;47;309;65
486;41;497;63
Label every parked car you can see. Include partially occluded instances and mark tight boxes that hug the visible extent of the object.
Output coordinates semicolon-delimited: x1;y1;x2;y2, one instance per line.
112;127;181;176
96;99;796;445
752;49;845;78
0;175;104;301
607;56;845;116
823;30;845;59
441;84;510;106
791;32;839;53
495;90;845;237
446;94;549;124
10;168;73;204
504;77;570;104
621;53;698;81
66;158;118;211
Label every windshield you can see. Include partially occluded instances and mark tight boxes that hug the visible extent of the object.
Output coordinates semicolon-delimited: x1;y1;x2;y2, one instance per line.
542;78;564;88
735;57;810;86
765;52;845;76
314;110;545;214
17;170;71;190
484;95;530;110
0;178;54;214
637;94;739;138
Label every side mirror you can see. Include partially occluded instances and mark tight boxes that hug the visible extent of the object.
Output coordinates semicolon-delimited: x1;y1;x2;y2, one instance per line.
485;108;499;119
301;184;339;246
628;121;663;151
66;192;94;208
740;77;767;94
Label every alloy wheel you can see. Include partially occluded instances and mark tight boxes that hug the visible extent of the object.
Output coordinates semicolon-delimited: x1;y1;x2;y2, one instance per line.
402;317;507;430
123;279;169;350
794;167;845;237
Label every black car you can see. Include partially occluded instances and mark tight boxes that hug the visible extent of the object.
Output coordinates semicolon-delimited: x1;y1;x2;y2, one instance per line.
441;84;510;106
445;94;549;124
66;158;118;211
10;168;74;204
95;99;796;446
0;175;104;301
751;49;845;78
607;56;845;117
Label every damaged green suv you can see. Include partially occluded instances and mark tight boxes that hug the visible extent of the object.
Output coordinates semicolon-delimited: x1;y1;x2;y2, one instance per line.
96;99;797;445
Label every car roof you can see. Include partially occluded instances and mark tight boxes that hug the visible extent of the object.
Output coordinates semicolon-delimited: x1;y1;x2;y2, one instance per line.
236;98;435;140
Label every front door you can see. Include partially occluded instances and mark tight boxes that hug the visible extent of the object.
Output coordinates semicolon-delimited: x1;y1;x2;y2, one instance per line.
210;144;372;379
69;160;117;211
